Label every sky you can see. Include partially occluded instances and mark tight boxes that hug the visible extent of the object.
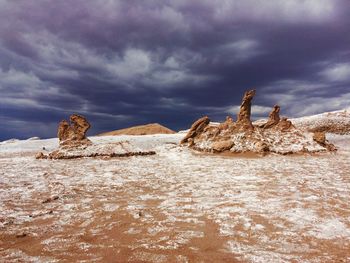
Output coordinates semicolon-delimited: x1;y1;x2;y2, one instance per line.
0;0;350;140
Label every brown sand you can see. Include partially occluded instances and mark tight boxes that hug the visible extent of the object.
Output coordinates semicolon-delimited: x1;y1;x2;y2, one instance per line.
98;123;176;136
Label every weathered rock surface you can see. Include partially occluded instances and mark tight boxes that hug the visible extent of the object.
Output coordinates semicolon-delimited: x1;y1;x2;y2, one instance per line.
58;114;92;147
211;140;235;152
261;105;280;129
36;140;157;160
35;152;46;159
181;116;210;144
313;132;326;145
36;115;157;159
275;117;294;132
181;90;336;155
218;116;235;131
313;131;336;151
236;89;256;130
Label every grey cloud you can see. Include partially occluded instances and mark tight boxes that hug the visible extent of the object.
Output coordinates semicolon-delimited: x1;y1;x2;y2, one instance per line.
0;0;350;140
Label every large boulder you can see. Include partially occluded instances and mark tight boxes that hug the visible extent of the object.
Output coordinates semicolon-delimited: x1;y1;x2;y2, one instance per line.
211;140;235;152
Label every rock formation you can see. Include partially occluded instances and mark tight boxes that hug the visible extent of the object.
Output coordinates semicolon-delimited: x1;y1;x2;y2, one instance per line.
181;89;336;155
57;114;92;147
313;131;336;151
36;114;157;160
180;116;210;144
313;131;326;145
236;89;256;130
261;105;280;129
211;140;235;152
218;116;234;131
275;117;294;132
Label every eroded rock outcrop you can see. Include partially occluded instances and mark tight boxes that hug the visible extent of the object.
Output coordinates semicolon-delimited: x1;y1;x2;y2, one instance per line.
236;89;256;130
261;105;280;129
313;131;336;151
181;116;210;144
58;114;92;147
181;90;336;155
36;115;157;159
212;140;235;152
218;116;235;131
313;131;326;145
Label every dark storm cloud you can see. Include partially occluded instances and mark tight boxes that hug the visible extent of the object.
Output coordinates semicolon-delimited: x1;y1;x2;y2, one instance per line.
1;0;350;140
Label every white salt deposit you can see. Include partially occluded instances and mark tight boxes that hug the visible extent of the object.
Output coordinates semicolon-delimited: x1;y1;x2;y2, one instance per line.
0;132;349;262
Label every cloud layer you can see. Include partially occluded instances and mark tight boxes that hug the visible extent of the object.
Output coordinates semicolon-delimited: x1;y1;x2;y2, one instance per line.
0;0;349;139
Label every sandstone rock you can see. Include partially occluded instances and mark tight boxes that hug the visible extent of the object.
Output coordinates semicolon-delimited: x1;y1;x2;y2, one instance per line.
218;116;235;131
276;117;294;132
187;138;194;147
57;114;91;147
181;89;336;155
181;116;210;144
312;131;337;152
35;152;47;159
204;126;221;139
313;132;326;145
237;89;256;130
212;140;234;152
254;141;269;153
36;116;160;160
70;114;91;140
262;105;280;129
57;120;71;141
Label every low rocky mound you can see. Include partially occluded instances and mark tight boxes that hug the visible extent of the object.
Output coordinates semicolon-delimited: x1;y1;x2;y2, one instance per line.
291;109;350;134
181;90;336;155
98;123;176;136
37;140;156;160
36;115;156;159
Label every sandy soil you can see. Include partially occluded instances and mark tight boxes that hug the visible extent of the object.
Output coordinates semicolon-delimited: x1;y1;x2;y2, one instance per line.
0;134;350;262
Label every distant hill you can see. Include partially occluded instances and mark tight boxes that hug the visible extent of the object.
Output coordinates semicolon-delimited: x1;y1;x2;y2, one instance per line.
98;123;176;136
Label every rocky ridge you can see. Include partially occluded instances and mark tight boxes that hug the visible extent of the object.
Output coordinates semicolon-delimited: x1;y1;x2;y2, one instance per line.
181;90;336;155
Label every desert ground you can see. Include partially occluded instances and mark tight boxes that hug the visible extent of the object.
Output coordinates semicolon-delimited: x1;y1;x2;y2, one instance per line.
0;132;349;263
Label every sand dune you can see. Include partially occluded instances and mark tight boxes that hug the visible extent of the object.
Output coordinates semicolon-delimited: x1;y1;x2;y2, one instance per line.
98;123;176;136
